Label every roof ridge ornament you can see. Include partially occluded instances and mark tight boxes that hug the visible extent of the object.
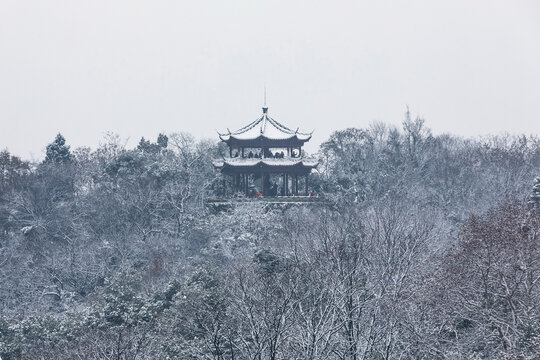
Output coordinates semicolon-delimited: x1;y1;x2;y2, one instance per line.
261;112;267;134
262;84;268;114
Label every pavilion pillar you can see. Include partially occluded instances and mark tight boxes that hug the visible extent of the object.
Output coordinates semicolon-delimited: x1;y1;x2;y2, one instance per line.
241;147;245;158
237;174;241;192
305;174;309;195
295;175;299;196
290;174;293;195
245;174;249;196
289;174;292;195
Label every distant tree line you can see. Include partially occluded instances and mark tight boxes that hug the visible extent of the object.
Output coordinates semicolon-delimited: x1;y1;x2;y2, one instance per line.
1;111;540;359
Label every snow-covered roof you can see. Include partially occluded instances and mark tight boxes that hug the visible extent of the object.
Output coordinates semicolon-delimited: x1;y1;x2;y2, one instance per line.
213;157;319;169
218;107;313;143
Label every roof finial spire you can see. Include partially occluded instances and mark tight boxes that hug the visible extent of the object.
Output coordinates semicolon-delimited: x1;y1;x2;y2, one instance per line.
262;83;268;114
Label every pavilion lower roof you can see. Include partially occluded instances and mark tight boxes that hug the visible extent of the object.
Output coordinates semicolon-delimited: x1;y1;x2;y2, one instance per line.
213;158;319;174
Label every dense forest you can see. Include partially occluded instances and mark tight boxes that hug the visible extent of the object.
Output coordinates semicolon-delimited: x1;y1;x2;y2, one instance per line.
1;112;540;359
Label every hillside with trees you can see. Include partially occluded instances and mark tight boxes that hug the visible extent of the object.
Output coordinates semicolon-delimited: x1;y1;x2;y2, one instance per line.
1;113;540;359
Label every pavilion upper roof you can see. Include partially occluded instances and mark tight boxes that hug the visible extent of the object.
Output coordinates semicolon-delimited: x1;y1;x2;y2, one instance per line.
218;107;313;144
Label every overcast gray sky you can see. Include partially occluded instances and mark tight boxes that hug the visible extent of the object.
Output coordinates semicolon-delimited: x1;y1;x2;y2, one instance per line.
1;0;539;159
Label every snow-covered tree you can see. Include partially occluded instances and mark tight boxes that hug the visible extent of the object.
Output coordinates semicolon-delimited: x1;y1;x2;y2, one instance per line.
44;133;73;164
530;176;540;208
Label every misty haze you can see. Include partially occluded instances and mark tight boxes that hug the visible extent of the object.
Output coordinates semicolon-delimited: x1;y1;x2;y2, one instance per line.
1;1;540;359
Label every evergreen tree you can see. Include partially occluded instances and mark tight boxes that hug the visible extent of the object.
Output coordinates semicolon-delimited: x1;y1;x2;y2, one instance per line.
44;133;73;164
138;134;168;154
157;133;168;149
137;137;152;153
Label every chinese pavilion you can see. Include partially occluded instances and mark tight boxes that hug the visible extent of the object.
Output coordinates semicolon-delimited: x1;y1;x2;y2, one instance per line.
214;106;318;197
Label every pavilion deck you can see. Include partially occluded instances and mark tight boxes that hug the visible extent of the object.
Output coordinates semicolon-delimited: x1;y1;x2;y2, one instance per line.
206;196;325;205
